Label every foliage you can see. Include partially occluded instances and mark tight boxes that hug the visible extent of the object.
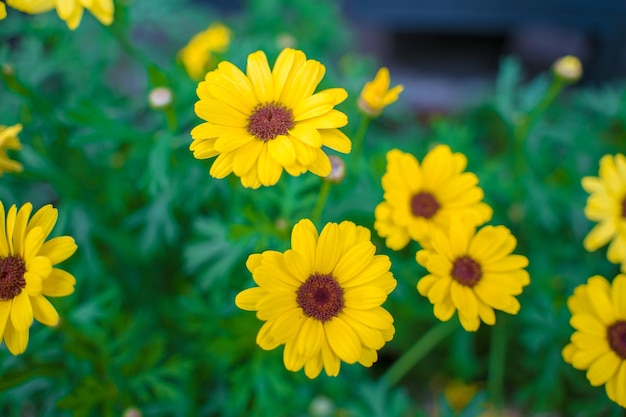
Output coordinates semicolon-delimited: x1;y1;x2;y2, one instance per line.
1;0;626;416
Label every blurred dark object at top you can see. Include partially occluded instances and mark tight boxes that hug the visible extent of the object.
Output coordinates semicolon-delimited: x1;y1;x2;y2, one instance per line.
342;0;626;83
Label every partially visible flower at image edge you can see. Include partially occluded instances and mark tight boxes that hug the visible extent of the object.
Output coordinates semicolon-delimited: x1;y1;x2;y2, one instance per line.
562;274;626;408
0;3;6;20
6;0;114;30
375;145;492;250
191;47;351;189
235;219;396;378
0;124;24;176
416;217;529;331
179;22;232;81
0;203;77;355
582;153;626;271
358;67;403;117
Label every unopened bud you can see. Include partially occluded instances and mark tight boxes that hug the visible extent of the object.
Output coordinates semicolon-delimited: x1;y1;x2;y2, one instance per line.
553;55;582;83
308;396;334;417
123;407;142;417
326;155;345;183
2;63;14;76
276;33;297;50
148;86;173;109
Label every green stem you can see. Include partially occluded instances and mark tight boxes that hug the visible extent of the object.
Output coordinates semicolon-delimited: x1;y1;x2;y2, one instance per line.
383;320;456;387
488;315;507;411
512;77;565;174
351;114;371;160
311;179;332;225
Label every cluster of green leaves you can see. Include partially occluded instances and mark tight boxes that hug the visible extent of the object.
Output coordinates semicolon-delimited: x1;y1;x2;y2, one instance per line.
1;0;626;416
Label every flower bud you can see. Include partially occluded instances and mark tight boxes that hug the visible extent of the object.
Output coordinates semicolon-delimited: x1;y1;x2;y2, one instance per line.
326;155;345;183
148;87;173;109
553;55;582;83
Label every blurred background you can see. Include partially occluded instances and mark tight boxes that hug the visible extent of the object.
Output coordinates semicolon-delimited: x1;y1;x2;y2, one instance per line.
206;0;626;111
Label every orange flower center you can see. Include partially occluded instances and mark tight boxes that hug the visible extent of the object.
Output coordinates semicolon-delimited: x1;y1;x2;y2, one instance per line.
411;192;440;219
0;256;26;300
296;273;344;322
608;321;626;359
247;102;294;141
451;256;482;287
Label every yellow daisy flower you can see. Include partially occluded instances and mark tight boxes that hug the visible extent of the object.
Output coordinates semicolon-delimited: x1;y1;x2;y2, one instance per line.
416;217;529;331
179;22;232;81
358;67;403;117
191;48;351;189
0;124;23;176
0;203;77;355
562;274;626;408
582;153;626;271
374;146;492;250
8;0;113;30
235;219;396;378
5;0;54;14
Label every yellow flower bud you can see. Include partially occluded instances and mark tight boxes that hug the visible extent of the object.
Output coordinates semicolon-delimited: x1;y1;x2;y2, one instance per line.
553;55;582;83
358;67;403;117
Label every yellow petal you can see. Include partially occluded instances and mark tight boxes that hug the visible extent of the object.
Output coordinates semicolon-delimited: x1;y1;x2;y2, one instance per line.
10;292;32;332
31;295;59;326
325;316;361;363
41;268;76;297
314;222;341;274
4;319;28;355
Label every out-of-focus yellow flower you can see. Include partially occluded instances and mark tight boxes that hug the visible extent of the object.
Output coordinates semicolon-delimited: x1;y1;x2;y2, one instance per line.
563;274;626;408
553;55;583;83
416;217;530;332
7;0;113;30
6;0;54;14
179;22;232;81
235;219;396;378
358;67;403;117
444;380;479;412
582;154;626;271
0;203;77;355
0;124;24;176
0;3;7;20
191;48;351;189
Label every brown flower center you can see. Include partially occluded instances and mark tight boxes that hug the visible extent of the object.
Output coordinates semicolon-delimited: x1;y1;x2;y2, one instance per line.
621;196;626;218
411;192;440;219
608;321;626;359
247;102;294;141
451;256;482;287
296;273;344;322
0;256;26;300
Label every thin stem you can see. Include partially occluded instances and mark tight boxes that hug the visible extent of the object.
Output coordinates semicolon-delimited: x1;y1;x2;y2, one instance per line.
351;114;371;160
512;77;565;174
311;180;332;225
488;315;507;412
383;320;456;387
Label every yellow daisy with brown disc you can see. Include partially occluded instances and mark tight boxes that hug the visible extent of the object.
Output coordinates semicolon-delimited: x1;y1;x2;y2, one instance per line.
0;203;77;355
582;153;626;271
563;274;626;408
191;48;351;189
235;219;396;378
375;145;492;250
416;217;529;331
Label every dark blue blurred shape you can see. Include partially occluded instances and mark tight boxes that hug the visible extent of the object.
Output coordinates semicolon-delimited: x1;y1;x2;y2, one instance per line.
343;0;626;81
